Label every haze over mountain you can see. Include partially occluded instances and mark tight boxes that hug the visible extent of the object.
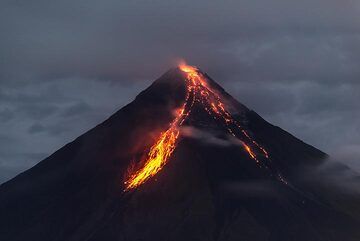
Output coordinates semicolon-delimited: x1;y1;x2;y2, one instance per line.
0;66;359;241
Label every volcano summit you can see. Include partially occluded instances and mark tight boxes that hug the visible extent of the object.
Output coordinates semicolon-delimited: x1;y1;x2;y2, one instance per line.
0;64;359;241
125;64;281;190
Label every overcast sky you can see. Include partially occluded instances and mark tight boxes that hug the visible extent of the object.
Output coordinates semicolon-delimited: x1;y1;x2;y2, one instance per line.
0;0;359;183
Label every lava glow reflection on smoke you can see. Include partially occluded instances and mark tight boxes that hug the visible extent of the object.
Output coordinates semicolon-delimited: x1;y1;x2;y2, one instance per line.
124;63;283;190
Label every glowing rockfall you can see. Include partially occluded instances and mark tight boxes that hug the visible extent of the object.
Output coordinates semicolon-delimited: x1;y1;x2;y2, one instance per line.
124;102;187;190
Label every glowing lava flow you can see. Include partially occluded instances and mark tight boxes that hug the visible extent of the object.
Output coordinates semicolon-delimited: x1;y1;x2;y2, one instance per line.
124;103;189;190
125;63;281;190
178;64;268;165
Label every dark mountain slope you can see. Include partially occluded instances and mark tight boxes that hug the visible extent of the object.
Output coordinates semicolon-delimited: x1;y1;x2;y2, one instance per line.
0;67;358;241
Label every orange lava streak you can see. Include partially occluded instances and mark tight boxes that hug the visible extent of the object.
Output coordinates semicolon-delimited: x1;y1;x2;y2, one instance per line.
125;103;187;190
179;63;266;164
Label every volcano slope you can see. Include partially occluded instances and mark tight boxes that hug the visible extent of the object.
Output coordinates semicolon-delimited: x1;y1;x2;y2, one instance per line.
0;66;359;241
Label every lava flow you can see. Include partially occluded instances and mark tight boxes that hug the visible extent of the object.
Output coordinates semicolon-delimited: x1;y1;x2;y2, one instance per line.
124;63;279;190
124;104;188;190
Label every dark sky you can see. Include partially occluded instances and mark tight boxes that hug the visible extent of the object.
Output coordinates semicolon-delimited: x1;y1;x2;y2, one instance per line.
1;0;359;183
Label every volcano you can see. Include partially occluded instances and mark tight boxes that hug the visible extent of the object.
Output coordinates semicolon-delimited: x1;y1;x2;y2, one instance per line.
0;64;359;241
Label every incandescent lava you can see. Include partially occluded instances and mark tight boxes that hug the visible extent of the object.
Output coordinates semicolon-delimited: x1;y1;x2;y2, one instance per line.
124;63;284;190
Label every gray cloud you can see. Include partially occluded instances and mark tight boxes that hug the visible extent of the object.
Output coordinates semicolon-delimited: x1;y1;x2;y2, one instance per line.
61;102;92;118
0;108;14;122
0;0;359;183
296;157;360;194
28;123;46;134
181;126;241;147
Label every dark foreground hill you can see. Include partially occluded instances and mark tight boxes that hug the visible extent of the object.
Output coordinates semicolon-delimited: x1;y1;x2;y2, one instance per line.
0;66;359;241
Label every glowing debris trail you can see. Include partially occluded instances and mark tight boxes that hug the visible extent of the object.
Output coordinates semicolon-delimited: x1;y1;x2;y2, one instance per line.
124;99;190;190
178;64;267;164
124;63;278;190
